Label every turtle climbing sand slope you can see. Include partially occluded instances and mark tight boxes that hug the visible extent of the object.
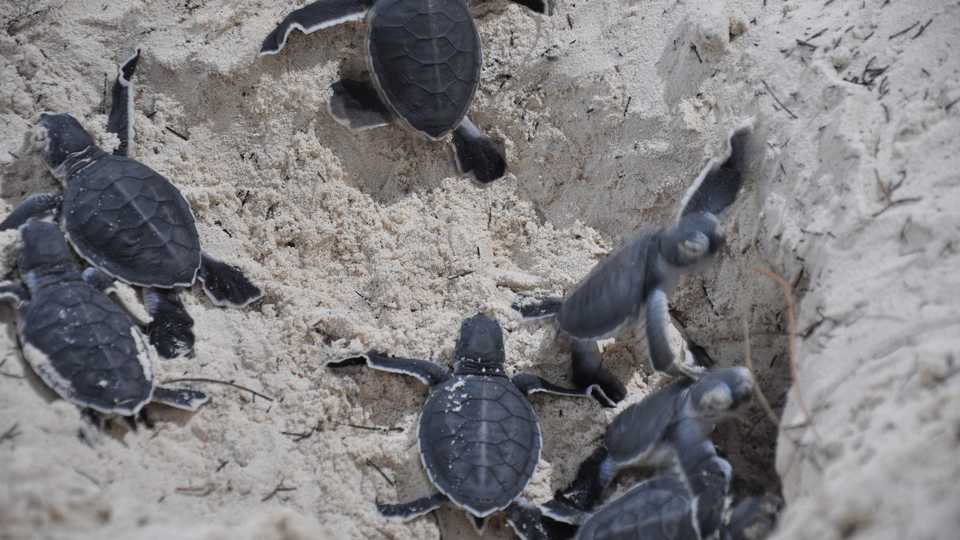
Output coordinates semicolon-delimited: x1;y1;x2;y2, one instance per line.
259;0;552;184
513;123;753;406
328;313;599;538
0;51;262;360
0;220;208;418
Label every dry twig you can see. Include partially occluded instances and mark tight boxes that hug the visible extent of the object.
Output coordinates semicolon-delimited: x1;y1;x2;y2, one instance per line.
753;267;822;443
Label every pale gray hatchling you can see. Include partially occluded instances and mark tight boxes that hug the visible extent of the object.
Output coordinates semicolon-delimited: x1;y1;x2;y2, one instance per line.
514;122;755;406
539;367;780;540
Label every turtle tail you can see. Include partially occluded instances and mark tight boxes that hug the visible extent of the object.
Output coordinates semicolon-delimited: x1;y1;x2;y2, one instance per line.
452;119;506;184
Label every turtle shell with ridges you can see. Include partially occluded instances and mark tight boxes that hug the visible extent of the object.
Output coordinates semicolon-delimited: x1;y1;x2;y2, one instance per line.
419;374;541;516
63;154;201;288
576;474;698;540
367;0;481;139
21;280;154;416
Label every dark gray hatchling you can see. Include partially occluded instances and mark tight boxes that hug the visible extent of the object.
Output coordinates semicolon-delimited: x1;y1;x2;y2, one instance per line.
259;0;551;183
328;313;598;539
0;50;262;360
538;367;762;539
513;122;755;406
0;220;208;419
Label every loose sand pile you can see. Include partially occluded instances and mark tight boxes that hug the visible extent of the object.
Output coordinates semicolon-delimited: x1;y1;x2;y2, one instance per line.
1;0;958;539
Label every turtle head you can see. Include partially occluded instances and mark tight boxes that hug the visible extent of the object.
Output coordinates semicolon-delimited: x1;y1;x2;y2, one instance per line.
453;313;507;376
689;367;754;420
17;219;77;278
659;212;724;268
36;113;96;180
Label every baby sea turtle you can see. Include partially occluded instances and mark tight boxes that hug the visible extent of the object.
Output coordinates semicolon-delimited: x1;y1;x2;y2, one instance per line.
538;367;776;540
513;123;755;405
542;464;781;540
543;368;755;524
259;0;550;184
0;51;262;359
328;313;596;538
0;220;208;418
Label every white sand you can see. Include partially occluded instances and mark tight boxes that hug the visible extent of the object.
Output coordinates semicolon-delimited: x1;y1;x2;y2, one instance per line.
0;0;958;538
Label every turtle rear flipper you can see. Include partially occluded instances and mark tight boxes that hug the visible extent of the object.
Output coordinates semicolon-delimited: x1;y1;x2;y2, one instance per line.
144;288;195;359
376;492;448;520
329;79;392;130
452;117;506;184
0;193;63;231
571;341;625;407
260;0;370;56
152;386;209;411
198;252;262;308
106;49;140;157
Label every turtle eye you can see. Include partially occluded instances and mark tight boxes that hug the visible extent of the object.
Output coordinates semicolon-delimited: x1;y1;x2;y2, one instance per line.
678;232;709;261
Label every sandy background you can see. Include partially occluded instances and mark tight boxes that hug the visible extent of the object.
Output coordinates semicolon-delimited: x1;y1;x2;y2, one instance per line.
1;0;958;538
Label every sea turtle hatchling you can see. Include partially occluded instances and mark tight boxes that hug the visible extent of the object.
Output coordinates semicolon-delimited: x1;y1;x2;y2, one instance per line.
0;220;208;419
327;313;599;538
259;0;551;183
513;122;755;406
538;367;779;540
541;459;781;540
0;50;263;359
542;367;756;527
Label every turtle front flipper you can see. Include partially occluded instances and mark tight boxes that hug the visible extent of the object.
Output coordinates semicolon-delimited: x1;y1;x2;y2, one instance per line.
645;288;704;379
0;280;28;305
670;417;732;537
329;79;392;131
106;49;141;157
571;340;625;407
83;268;154;325
144;288;195;359
512;373;595;400
547;446;610;515
505;500;549;540
328;351;451;386
197;252;263;308
152;386;210;411
0;193;63;231
678;120;754;220
376;492;448;520
260;0;370;56
451;117;506;184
